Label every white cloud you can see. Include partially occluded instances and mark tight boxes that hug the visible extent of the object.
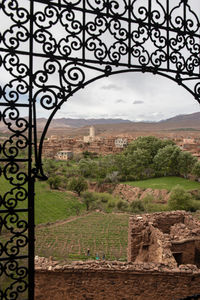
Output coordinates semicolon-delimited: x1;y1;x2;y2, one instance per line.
132;100;144;105
115;99;126;103
101;84;122;90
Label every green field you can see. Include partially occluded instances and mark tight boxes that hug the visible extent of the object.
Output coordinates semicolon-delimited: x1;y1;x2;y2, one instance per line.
125;176;200;191
2;174;200;264
35;212;129;262
0;177;85;227
34;182;85;224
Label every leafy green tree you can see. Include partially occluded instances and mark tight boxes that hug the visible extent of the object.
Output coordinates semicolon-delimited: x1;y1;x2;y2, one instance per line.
124;136;175;163
78;159;98;178
81;191;95;211
178;151;197;178
47;175;62;189
154;145;181;176
116;136;175;180
44;159;57;176
82;151;98;159
168;185;192;211
96;155;117;179
127;149;152;180
192;161;200;181
68;177;88;196
114;154;130;180
70;202;82;216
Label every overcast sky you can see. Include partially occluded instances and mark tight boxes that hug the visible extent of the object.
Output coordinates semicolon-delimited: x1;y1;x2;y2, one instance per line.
55;72;200;122
46;0;200;122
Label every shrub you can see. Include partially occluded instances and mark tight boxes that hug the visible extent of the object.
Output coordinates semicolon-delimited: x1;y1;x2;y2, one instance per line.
116;200;128;211
129;200;145;213
47;175;62;189
81;191;96;211
141;194;166;212
94;192;117;203
68;177;88;196
107;199;116;209
168;185;193;211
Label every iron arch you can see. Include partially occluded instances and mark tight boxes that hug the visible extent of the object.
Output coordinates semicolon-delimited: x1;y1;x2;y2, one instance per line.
37;66;200;180
0;0;200;299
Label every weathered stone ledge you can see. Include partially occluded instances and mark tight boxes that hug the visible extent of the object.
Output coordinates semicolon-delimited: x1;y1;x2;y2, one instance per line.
35;257;200;275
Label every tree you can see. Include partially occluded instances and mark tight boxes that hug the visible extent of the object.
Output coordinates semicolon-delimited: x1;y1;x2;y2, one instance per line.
114;154;130;179
168;185;192;211
44;159;57;176
47;175;62;189
78;159;98;178
81;191;96;211
153;145;181;176
124;136;175;163
178;151;197;178
115;149;152;180
192;161;200;182
68;177;88;196
96;155;117;179
127;149;152;180
70;202;82;216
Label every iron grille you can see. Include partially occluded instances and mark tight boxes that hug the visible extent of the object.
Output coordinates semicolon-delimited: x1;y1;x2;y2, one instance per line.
0;0;199;299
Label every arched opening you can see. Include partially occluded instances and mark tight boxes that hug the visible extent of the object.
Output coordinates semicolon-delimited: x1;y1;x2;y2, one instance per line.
36;69;200;178
31;72;200;265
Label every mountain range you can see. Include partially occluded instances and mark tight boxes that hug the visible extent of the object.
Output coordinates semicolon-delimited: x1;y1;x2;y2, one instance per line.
38;112;200;137
1;112;200;136
37;111;200;129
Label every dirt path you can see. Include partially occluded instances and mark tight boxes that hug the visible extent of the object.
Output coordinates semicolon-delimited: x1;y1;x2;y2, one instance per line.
36;213;93;229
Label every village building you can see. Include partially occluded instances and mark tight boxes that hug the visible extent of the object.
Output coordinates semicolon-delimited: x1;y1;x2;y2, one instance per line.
55;150;73;160
115;137;128;148
41;129;200;160
83;126;96;143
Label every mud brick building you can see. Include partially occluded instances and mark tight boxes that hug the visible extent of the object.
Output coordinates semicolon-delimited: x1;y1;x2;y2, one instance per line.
128;211;200;267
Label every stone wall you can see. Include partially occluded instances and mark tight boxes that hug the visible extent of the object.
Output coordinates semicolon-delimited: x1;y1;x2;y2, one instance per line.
128;211;200;266
113;184;170;203
171;240;196;265
35;261;200;300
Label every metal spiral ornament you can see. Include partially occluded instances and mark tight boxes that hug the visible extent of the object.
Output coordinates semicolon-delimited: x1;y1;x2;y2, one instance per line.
0;0;199;299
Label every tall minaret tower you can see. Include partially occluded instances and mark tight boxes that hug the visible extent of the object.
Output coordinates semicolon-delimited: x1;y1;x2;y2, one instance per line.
89;126;95;138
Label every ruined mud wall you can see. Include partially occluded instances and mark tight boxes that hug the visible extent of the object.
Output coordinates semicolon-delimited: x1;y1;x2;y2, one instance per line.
35;261;200;300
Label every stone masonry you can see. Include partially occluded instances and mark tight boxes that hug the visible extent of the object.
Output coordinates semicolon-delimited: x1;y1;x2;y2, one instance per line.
128;211;200;268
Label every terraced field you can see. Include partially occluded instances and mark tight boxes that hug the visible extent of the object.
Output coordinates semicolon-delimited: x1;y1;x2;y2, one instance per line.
0;177;85;226
35;212;130;262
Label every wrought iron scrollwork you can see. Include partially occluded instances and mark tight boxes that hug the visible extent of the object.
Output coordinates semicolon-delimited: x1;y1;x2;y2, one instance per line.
0;0;200;299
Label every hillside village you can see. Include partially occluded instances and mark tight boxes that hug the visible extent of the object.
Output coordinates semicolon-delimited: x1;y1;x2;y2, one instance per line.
43;125;200;160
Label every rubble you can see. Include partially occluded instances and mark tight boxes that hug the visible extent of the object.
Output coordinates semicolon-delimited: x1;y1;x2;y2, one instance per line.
128;211;200;268
113;184;170;203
